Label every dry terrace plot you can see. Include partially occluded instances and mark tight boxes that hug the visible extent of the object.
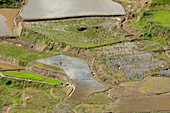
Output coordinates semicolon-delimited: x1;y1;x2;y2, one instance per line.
21;0;125;20
0;9;19;37
0;61;23;71
107;77;170;98
105;95;170;112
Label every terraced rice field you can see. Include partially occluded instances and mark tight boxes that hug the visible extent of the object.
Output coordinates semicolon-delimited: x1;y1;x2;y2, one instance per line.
0;62;22;71
95;42;168;81
23;18;126;48
21;0;125;20
119;77;170;95
105;95;170;112
37;55;108;101
0;9;19;37
3;71;61;84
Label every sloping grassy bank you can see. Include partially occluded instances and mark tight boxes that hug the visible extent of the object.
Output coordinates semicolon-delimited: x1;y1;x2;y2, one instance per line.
131;0;170;49
0;77;66;113
0;41;54;66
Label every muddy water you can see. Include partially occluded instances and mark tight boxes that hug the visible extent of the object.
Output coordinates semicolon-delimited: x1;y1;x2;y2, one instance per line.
37;55;108;101
21;0;125;20
0;14;13;37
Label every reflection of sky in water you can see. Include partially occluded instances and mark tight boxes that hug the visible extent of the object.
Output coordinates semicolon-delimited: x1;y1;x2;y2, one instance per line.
37;55;108;100
106;53;166;81
159;70;170;74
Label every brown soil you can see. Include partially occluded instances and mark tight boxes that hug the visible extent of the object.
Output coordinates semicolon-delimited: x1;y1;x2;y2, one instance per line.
107;77;170;99
107;86;141;99
0;9;19;31
105;95;170;112
0;61;23;70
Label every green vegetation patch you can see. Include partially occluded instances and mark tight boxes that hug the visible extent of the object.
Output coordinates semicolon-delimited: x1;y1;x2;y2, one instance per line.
131;0;170;50
0;0;25;8
152;11;170;28
152;0;170;5
3;71;61;84
0;41;54;66
0;78;66;113
23;18;126;48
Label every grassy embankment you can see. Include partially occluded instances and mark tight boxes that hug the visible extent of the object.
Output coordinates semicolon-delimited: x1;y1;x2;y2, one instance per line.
21;18;126;48
0;41;55;66
0;77;66;113
3;71;61;84
131;0;170;51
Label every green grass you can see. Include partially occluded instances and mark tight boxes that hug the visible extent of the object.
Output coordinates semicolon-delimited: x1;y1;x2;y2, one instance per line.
0;0;25;8
152;11;170;28
131;0;170;51
0;78;66;113
3;71;61;84
0;42;32;58
152;0;170;5
22;18;126;48
0;41;54;66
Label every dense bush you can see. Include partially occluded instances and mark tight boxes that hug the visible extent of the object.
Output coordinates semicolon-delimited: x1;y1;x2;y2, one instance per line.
0;0;24;8
152;0;170;5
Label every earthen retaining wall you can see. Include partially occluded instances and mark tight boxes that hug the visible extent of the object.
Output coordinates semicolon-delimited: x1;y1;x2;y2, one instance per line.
0;55;19;65
26;65;76;86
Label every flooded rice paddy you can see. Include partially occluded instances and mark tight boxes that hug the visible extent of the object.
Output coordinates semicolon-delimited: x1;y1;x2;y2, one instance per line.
21;0;125;20
37;55;108;101
106;53;165;80
95;42;168;81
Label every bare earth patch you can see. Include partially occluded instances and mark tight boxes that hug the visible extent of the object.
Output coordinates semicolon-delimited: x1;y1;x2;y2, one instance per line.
105;95;170;112
108;76;170;98
0;61;23;71
0;9;19;31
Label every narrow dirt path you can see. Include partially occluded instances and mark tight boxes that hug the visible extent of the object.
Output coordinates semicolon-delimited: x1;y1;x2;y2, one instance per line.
2;95;30;113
